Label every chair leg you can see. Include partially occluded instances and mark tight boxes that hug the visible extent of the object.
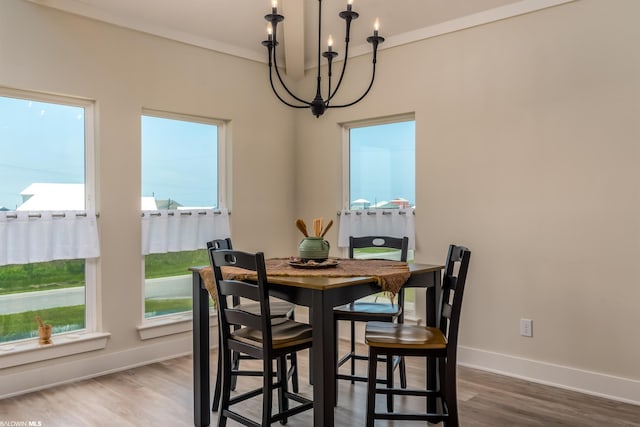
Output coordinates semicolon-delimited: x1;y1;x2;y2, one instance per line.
288;309;299;393
396;310;408;390
309;308;314;386
218;347;232;427
399;355;407;389
366;347;378;427
334;318;339;406
212;346;222;412
349;320;356;384
443;358;459;427
386;353;394;412
289;352;299;393
263;359;274;427
278;356;289;425
230;350;240;391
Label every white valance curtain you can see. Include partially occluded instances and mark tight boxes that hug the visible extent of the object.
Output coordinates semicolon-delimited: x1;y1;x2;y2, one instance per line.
338;208;415;250
141;208;231;255
0;211;100;266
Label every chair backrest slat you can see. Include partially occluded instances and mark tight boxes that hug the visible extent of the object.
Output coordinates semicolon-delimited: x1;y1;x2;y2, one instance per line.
219;279;260;301
225;309;262;330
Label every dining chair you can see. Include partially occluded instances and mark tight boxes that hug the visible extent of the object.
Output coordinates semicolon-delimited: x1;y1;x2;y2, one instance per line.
364;244;471;427
209;248;313;427
207;239;298;413
333;236;409;409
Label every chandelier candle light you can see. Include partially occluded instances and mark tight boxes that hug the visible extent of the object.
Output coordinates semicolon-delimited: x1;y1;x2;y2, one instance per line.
262;0;385;118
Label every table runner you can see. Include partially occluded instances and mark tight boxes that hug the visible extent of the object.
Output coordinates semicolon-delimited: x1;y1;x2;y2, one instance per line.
199;258;410;299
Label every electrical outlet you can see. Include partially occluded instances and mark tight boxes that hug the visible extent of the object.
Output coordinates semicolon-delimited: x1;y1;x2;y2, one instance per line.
520;318;533;337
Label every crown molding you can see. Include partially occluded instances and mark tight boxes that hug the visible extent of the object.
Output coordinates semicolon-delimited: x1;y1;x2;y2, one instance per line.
26;0;265;63
28;0;576;70
341;0;577;68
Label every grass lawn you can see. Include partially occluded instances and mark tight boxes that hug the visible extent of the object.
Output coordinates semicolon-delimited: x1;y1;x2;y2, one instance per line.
0;298;211;343
0;259;84;296
0;305;85;343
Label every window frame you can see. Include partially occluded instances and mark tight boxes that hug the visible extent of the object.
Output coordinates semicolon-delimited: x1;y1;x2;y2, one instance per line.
341;113;415;210
341;114;418;320
139;109;227;327
0;86;98;351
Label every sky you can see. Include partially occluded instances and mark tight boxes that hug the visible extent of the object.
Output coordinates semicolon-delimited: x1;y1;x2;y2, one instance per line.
0;96;85;210
0;96;219;210
141;115;218;208
350;120;415;207
1;94;414;211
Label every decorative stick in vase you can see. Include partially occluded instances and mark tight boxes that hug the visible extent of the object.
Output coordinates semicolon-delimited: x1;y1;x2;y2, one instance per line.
321;219;333;237
295;218;309;237
313;217;323;237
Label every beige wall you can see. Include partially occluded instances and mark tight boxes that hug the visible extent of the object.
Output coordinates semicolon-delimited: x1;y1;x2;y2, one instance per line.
0;0;298;384
1;0;639;401
296;0;640;386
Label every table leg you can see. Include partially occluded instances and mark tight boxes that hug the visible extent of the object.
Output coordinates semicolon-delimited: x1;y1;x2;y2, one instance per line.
308;307;314;385
193;272;210;427
311;292;335;427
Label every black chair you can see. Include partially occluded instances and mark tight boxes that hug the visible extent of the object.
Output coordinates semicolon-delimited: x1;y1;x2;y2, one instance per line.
364;244;471;427
209;248;313;427
207;239;298;413
333;236;409;409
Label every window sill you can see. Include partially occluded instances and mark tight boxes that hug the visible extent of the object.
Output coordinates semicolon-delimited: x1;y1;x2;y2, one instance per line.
0;332;111;369
137;311;217;340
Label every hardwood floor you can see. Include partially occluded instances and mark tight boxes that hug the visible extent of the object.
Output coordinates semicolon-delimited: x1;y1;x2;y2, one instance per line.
1;346;639;426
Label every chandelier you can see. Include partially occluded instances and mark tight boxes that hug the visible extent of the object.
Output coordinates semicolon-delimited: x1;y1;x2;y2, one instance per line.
262;0;384;118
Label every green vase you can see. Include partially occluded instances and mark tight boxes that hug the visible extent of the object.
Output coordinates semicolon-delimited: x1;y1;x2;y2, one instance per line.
298;237;330;261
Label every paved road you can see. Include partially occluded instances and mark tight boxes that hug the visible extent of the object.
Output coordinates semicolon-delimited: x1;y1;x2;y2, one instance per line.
0;287;85;315
0;275;192;315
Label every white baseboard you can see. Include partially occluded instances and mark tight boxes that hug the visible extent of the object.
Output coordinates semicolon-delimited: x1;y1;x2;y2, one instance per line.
458;345;640;406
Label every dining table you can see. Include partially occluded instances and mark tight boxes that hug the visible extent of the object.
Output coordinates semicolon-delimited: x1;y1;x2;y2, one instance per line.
191;258;444;427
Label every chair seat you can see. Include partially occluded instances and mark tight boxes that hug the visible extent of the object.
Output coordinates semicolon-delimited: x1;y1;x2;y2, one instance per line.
235;300;295;318
334;301;402;319
233;317;313;349
365;321;447;349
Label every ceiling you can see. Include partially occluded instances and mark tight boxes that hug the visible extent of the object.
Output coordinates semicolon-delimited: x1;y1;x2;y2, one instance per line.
27;0;572;79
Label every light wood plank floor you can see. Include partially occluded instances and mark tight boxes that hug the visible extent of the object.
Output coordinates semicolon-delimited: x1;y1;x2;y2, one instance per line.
1;346;639;426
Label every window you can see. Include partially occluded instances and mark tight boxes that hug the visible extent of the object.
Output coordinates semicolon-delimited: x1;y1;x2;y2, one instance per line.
343;116;417;316
141;111;224;320
0;88;96;344
345;117;415;210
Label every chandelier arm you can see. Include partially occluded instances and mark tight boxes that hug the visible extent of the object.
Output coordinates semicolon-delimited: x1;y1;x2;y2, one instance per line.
271;23;312;106
268;64;309;109
327;42;350;103
322;53;338;106
326;18;353;104
328;61;377;109
326;61;333;106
